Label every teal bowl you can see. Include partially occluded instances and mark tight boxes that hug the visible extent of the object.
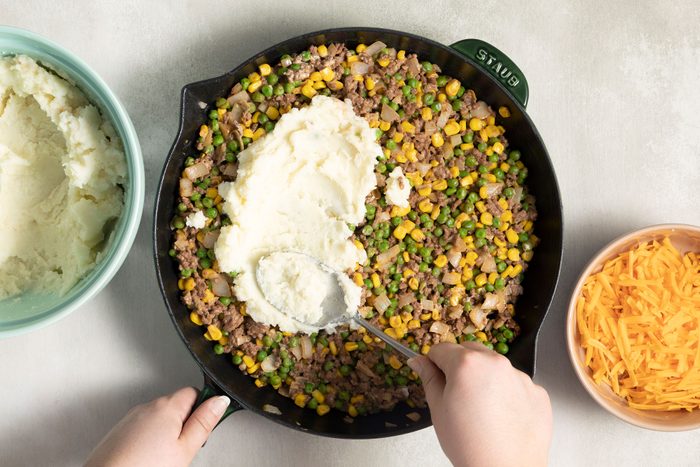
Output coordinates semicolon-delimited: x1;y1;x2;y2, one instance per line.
0;26;144;337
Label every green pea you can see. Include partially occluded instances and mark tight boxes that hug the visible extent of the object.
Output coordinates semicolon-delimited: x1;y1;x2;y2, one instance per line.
168;248;177;257
401;85;412;97
474;238;486;248
185;156;195;166
477;142;488;152
421;61;433;71
494;168;505;180
452;100;462;111
475;228;486;239
205;207;218;219
232;354;243;365
503;187;515;198
340;365;351;376
323;361;334;372
199;257;211;269
494;277;505;290
485;283;495;292
495;342;509;354
388;282;399;293
436;75;448;87
239;78;250;90
172;217;185;229
407;78;419;88
301;50;311;61
465;155;478;167
407;243;418;254
423;93;435;106
214;344;224;355
492;217;501;228
255;350;267;362
509;150;521;161
386;139;397;150
430;102;441;113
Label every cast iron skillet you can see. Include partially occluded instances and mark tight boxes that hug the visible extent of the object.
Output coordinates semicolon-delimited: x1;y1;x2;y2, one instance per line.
154;27;563;439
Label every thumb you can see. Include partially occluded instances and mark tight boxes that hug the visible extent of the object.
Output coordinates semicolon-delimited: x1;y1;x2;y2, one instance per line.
179;395;230;452
408;355;445;409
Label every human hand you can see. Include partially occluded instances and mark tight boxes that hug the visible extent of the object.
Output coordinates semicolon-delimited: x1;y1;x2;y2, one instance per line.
85;387;230;467
408;342;552;467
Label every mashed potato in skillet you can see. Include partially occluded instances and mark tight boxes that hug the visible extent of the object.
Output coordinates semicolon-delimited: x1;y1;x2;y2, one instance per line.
0;55;126;298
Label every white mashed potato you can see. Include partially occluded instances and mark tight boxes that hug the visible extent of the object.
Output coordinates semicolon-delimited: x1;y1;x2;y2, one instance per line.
385;166;410;207
215;96;381;333
0;55;126;298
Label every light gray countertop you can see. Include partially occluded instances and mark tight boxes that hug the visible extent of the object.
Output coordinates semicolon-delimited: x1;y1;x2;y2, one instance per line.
1;1;699;466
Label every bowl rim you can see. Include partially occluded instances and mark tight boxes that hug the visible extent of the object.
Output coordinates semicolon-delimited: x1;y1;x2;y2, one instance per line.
0;26;145;338
566;223;700;431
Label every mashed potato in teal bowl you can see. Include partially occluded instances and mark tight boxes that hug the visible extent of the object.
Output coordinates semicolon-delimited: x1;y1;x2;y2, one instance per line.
0;27;143;336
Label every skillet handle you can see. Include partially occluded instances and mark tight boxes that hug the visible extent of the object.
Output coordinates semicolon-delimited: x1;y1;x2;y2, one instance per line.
450;39;529;108
194;372;244;426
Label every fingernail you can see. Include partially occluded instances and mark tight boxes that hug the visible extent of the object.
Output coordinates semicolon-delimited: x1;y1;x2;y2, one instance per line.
210;396;230;416
407;357;421;374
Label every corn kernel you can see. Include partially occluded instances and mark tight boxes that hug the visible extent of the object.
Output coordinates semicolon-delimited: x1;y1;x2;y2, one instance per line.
255;378;266;388
421;344;431;355
475;201;486;213
462;268;474;281
400;220;416;232
484;173;497;183
242;355;255;368
294;393;309;407
377;57;390;67
247;80;262;93
384;327;398;339
508;248;521;262
494;236;506;247
408;277;419;290
203;332;212;341
353;272;364;287
317;404;330;416
511;264;524;277
328;80;344;91
480;212;493;226
479;185;489;199
506;229;519;244
488;272;498;284
434;255;447;268
202;289;216;304
389;315;402;329
355;43;367;53
420;313;431;321
345;342;359;352
432;179;448;191
252;127;265;141
395;152;408;163
301;83;317;98
329;341;338;355
365;76;375;90
475;273;487;287
403;268;415;278
444;120;460;136
397;50;406;60
421;107;433;120
408;319;420;330
498;106;511;118
522;251;534;262
475;331;487;342
379;120;391;132
493;141;504;154
437;92;447;102
183;277;196;291
312;80;326;90
401;121;416;133
199;125;208;137
189;311;202;325
454;212;469;228
258;63;272;77
371;273;380;288
393;225;407;240
487;116;496;125
389;355;403;370
410;229;425;242
393;132;404;143
431;133;444;148
523;220;533;232
469;118;485;131
317;44;328;57
418;199;433;213
501;265;514;279
445;79;460;97
347;54;359;63
431;309;441;320
417;185;432;197
348;404;359;417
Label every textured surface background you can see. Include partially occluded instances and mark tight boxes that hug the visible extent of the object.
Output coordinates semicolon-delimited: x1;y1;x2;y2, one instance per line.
1;1;699;465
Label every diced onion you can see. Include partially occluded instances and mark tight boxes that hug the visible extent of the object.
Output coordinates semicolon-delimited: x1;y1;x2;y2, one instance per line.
447;249;461;268
479;253;497;273
381;103;400;122
469;306;489;330
263;404;282;415
202;230;220;249
300;335;313;359
376;245;401;269
406;56;420;76
442;272;461;285
260;354;281;373
363;41;386;56
280;55;292;67
375;210;391;223
450;135;462;147
481;293;499;310
423;121;437;135
374;293;391;313
430;321;450;335
179;178;193;197
471;100;490;119
416;163;431;175
483;183;503;198
420;299;434;311
448;306;464;319
350;61;370;75
289;345;302;360
453;237;468;253
223;163;238;177
436;109;450;128
397;293;413;308
211;275;232;297
184;162;209;181
227;89;250;106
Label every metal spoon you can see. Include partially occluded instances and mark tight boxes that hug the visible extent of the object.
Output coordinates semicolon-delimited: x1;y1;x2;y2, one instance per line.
256;251;419;359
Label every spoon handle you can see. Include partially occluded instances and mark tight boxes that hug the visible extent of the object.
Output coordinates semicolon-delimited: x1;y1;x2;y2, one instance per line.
352;315;420;360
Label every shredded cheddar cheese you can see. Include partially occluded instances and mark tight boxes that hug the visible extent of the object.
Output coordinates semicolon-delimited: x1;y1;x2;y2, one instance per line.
576;237;700;411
